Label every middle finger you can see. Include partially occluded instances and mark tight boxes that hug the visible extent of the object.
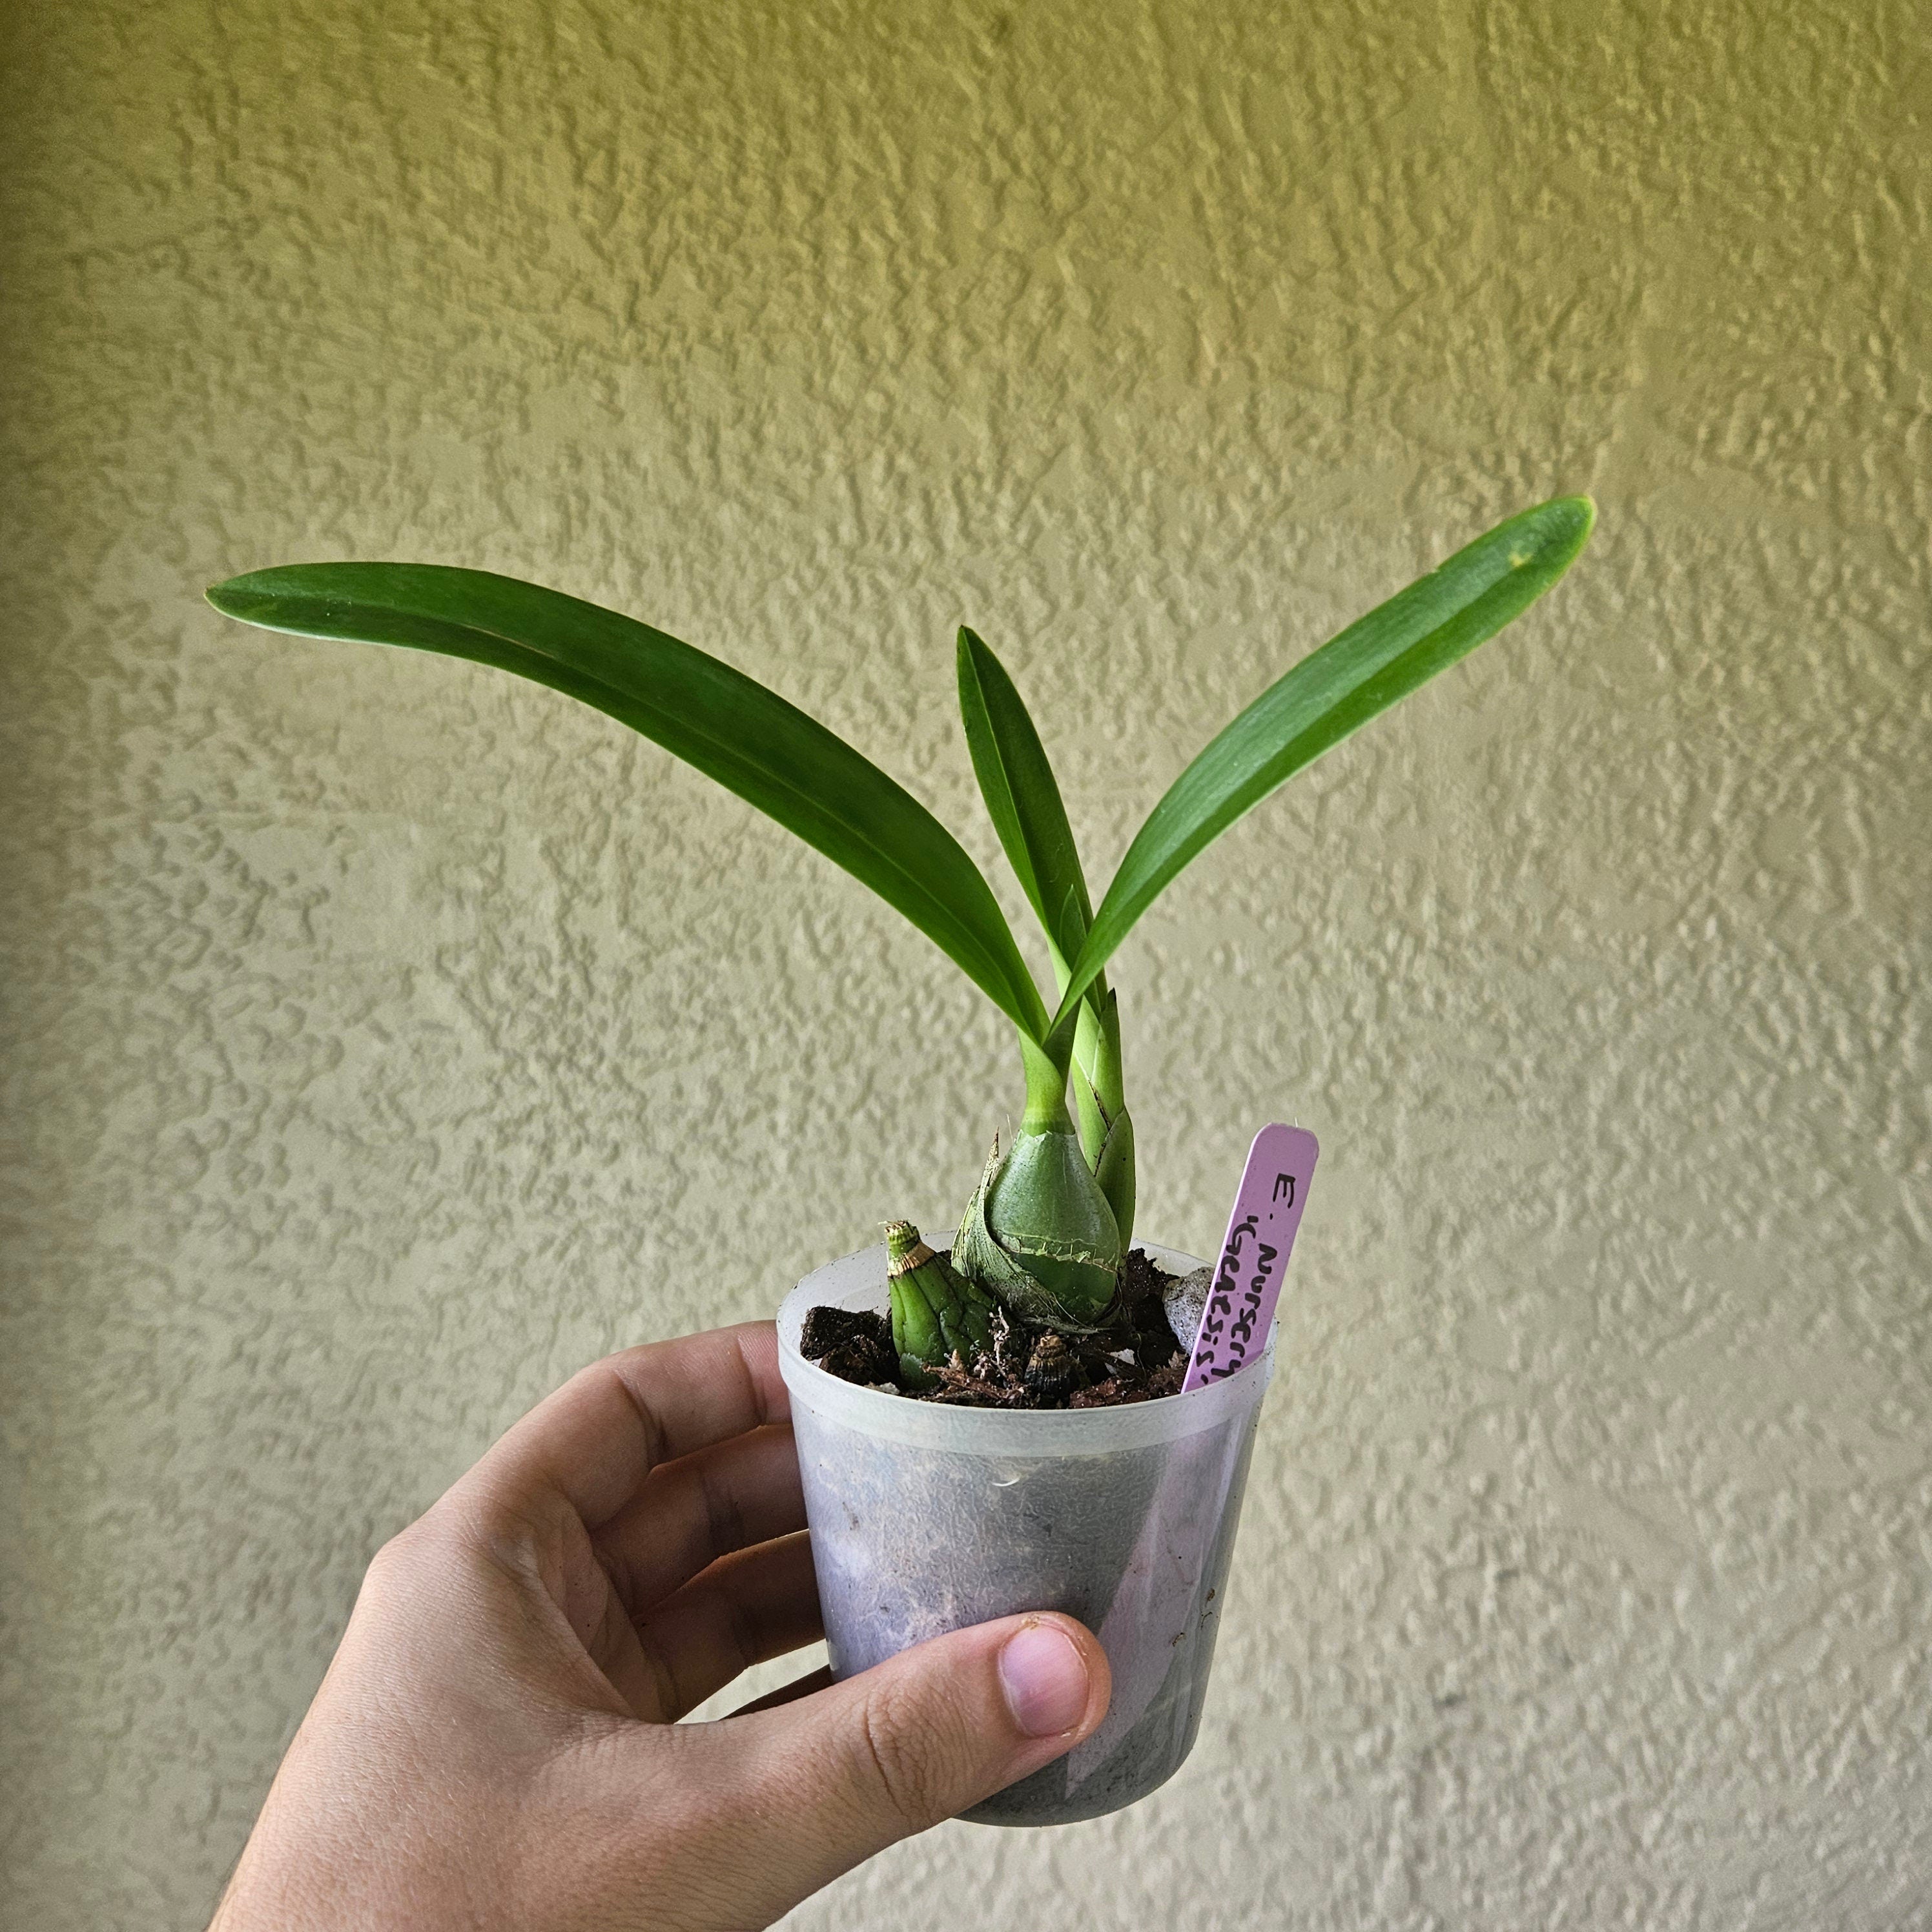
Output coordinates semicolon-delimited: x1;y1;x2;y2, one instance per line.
632;1529;823;1723
593;1422;805;1616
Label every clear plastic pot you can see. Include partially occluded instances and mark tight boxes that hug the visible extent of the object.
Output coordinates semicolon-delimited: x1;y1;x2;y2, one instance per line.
777;1237;1275;1827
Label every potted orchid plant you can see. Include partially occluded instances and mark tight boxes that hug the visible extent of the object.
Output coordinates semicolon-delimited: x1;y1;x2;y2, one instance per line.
208;493;1592;1820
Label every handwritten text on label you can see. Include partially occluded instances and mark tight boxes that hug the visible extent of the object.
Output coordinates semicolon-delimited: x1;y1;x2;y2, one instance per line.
1183;1124;1319;1392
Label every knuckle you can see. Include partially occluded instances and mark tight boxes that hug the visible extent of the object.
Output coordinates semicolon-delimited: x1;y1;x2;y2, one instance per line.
358;1530;424;1607
854;1676;958;1831
361;1510;458;1599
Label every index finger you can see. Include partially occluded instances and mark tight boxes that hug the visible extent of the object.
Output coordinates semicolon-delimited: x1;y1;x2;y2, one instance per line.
458;1321;790;1529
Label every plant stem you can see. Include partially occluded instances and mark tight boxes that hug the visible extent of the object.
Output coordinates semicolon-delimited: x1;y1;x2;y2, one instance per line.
1018;1031;1074;1135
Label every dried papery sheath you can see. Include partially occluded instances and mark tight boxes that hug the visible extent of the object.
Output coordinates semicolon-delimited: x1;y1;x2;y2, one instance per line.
1023;1331;1084;1403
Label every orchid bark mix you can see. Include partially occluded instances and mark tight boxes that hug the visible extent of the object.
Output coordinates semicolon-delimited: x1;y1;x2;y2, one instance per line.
209;497;1592;1381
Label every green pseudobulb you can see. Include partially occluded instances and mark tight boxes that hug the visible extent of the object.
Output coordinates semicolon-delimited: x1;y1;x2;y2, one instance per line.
952;1128;1121;1330
885;1220;999;1388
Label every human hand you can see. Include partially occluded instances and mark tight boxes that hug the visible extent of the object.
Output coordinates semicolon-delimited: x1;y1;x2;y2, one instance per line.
209;1322;1110;1931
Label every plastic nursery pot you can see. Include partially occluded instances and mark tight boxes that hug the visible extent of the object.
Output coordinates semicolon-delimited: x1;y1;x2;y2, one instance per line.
777;1237;1275;1827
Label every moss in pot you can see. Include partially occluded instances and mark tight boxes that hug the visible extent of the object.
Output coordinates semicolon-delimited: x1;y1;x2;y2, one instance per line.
207;495;1592;1822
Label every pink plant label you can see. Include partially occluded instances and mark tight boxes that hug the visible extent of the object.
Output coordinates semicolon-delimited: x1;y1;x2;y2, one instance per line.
1182;1123;1319;1392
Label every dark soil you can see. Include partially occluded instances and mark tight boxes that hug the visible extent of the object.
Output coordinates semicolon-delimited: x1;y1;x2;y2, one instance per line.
800;1247;1189;1409
797;1304;899;1386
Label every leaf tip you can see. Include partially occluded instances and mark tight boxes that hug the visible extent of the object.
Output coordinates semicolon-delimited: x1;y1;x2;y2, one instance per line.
205;577;254;619
1552;492;1597;547
1513;495;1596;574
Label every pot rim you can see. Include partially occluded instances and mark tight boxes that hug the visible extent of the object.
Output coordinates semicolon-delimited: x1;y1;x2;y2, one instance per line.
777;1233;1276;1455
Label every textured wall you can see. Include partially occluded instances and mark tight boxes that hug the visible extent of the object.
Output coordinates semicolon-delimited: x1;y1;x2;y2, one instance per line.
3;0;1927;1925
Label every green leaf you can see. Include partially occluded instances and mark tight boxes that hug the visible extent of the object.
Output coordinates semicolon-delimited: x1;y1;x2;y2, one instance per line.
956;627;1095;985
205;564;1050;1040
1093;1103;1136;1253
1051;495;1596;1029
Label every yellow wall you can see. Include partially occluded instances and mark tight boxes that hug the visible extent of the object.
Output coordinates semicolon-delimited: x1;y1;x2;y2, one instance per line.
3;1;1926;1924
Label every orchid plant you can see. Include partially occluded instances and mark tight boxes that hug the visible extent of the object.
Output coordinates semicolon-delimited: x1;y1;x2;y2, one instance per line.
209;495;1592;1375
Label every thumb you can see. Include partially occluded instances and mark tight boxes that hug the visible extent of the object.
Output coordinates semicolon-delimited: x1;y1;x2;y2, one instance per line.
725;1613;1109;1883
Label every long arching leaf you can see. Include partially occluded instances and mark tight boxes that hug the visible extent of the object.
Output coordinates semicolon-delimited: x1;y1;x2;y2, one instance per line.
956;626;1094;981
206;564;1050;1039
1050;496;1596;1029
